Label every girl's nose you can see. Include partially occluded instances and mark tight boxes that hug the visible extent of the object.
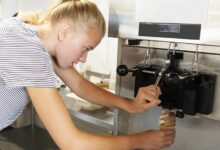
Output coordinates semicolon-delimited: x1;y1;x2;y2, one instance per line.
79;52;88;63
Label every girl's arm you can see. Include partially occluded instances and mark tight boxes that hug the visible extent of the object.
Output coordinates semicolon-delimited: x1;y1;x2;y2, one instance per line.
27;87;175;150
53;62;161;113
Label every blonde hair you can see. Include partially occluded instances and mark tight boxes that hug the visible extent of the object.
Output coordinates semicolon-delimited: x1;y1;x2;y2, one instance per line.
19;0;106;36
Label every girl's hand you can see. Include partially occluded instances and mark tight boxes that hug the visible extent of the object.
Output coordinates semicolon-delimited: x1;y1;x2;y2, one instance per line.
130;85;161;113
133;129;176;150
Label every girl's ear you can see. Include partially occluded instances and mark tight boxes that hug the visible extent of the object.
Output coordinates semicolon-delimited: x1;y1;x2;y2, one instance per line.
57;24;72;41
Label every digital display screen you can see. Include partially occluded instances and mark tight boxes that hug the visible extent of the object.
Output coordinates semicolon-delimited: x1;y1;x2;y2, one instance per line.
158;24;180;33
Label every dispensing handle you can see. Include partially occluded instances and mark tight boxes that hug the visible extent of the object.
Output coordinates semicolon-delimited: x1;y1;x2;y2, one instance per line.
117;64;129;76
117;64;139;76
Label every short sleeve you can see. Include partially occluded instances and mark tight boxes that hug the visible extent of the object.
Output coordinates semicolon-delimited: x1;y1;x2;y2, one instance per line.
0;28;57;89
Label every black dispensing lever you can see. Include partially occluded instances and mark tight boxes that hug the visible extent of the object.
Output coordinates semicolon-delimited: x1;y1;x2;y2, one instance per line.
117;64;129;76
117;64;139;76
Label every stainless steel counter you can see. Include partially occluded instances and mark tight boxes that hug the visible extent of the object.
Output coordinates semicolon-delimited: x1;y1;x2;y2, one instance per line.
0;125;58;150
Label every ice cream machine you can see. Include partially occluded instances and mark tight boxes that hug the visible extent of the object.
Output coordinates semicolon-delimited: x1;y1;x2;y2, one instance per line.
117;42;216;118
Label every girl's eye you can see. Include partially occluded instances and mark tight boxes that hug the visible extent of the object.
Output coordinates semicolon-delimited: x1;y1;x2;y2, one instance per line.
85;48;90;51
84;47;93;52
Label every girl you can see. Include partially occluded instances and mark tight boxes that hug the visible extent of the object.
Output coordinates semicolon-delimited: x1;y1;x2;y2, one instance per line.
0;0;175;149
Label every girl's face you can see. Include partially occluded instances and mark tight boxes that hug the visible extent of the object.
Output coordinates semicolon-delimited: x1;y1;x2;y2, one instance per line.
55;28;102;69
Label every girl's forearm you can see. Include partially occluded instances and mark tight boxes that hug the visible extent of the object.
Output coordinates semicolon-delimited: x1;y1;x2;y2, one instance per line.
73;79;133;112
70;131;138;150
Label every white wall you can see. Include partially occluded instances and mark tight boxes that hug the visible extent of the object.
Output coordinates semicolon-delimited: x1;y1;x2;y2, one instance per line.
0;0;52;18
18;0;52;12
0;0;20;18
207;0;220;25
0;0;2;19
